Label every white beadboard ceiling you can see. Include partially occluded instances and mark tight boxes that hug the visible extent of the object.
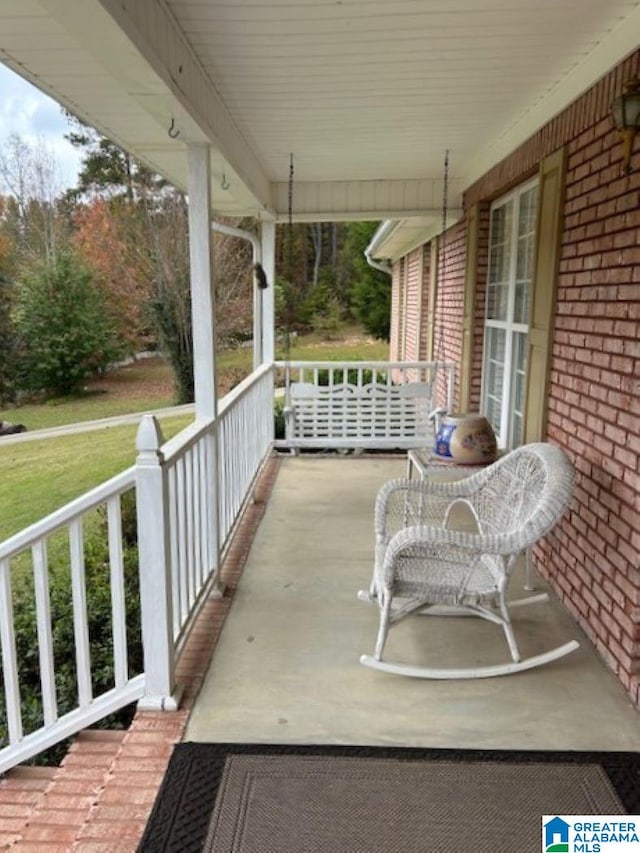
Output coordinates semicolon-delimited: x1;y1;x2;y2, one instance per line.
1;0;639;235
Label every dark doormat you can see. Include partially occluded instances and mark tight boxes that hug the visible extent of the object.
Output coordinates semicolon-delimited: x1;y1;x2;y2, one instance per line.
138;743;640;853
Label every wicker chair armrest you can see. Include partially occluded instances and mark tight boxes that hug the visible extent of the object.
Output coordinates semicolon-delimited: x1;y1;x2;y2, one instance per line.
387;524;520;557
376;527;521;587
378;524;521;589
374;476;487;540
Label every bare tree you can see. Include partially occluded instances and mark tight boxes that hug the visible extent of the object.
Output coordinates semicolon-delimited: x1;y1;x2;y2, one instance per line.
0;133;66;264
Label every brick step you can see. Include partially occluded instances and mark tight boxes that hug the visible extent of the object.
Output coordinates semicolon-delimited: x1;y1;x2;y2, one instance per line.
0;765;58;848
4;730;127;850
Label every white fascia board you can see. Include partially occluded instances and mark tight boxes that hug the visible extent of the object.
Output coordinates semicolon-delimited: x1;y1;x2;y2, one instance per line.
366;212;463;263
463;6;640;189
40;0;273;215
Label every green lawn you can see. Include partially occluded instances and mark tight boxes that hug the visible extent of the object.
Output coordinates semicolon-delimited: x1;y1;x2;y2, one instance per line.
0;360;177;432
217;330;389;372
0;414;192;542
1;332;389;433
0;327;388;542
0;394;178;432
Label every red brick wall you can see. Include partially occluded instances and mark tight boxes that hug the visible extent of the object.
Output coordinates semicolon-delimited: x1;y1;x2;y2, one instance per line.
548;77;640;706
432;221;467;407
404;247;423;363
468;203;491;411
390;49;640;707
421;248;431;358
389;261;402;362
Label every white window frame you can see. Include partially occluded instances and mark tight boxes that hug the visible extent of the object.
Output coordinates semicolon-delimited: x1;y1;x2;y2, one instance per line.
481;177;539;450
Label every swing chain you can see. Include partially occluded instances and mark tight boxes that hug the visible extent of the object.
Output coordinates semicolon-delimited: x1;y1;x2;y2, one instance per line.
435;150;449;365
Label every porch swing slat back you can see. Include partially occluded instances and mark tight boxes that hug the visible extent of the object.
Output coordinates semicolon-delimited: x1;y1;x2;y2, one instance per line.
279;360;455;450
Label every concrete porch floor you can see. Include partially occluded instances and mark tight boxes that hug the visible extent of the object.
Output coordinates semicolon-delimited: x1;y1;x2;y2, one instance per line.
186;455;640;752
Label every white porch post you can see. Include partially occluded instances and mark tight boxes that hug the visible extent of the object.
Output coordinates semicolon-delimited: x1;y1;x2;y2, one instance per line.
188;144;217;421
261;220;276;364
135;416;181;710
187;144;223;596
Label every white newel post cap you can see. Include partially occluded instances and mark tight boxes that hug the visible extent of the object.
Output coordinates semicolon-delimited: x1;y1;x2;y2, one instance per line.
136;415;165;460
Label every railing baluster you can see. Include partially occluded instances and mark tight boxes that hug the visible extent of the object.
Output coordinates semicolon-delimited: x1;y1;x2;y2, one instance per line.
69;519;92;705
168;467;180;640
0;559;22;745
192;444;202;591
186;451;195;609
197;439;206;587
107;498;128;689
177;457;188;624
32;540;57;728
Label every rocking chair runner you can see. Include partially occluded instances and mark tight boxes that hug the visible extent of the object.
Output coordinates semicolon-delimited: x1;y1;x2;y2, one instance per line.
359;442;579;679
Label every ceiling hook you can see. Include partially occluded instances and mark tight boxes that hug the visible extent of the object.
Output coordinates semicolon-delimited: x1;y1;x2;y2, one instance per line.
168;118;180;139
221;172;230;191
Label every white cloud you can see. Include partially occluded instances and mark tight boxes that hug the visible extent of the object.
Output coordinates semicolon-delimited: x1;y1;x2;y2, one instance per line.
0;63;82;190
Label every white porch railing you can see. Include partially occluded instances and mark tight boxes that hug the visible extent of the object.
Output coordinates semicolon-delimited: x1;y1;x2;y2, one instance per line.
274;360;455;450
0;468;143;774
0;364;275;771
133;363;275;709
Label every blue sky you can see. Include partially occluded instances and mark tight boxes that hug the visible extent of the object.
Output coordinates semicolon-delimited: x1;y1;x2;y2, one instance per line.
0;62;82;190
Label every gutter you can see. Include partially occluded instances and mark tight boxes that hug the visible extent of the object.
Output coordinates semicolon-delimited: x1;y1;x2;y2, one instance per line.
364;219;395;275
211;220;260;264
211;221;264;368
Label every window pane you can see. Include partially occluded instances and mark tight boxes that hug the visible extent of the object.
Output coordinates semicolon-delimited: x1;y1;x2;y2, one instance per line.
484;328;506;435
515;206;536;324
489;201;512;285
487;282;509;320
518;185;538;236
510;332;527;447
489;245;510;286
513;281;529;325
482;181;537;449
491;201;513;247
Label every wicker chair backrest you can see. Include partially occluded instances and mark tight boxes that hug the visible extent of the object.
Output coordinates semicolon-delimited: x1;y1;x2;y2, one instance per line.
465;443;574;544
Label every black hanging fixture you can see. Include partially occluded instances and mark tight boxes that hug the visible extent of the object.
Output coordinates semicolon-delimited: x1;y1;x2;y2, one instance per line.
253;262;269;290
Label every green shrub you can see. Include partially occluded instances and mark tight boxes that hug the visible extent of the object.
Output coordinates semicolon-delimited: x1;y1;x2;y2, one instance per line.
316;368;385;386
274;398;286;439
311;295;343;340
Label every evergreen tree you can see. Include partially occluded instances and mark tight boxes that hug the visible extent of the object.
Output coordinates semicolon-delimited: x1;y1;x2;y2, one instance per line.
64;117;162;202
342;222;391;341
15;251;122;396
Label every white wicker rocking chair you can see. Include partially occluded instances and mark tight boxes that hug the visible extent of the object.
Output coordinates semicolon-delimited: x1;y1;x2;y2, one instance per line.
359;442;579;679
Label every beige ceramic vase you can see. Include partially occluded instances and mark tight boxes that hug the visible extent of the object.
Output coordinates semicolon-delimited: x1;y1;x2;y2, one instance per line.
434;413;498;465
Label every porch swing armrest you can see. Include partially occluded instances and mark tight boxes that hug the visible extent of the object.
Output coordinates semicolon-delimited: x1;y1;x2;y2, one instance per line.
427;406;448;431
